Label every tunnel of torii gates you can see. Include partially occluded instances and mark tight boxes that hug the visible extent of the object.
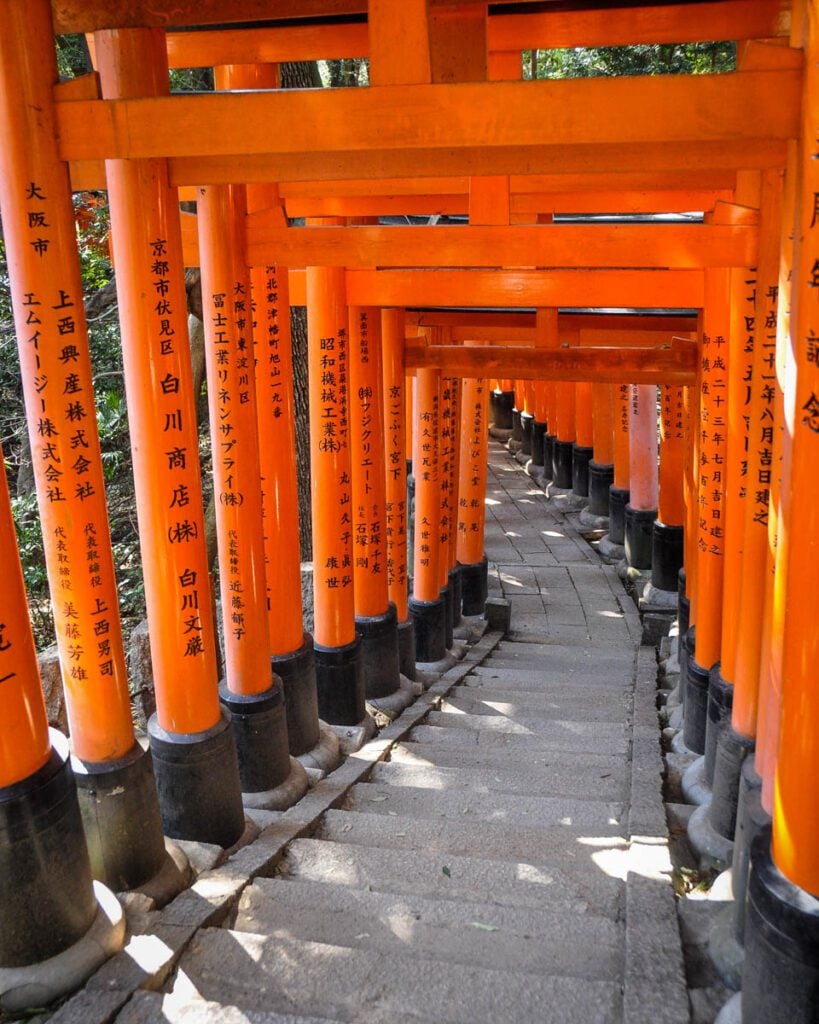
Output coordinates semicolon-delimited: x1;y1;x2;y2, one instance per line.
0;0;818;1017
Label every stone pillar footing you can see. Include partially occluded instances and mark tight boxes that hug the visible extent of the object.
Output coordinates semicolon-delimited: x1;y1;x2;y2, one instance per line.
608;485;630;545
571;444;593;497
296;721;343;782
148;708;245;848
326;713;378;755
652;521;684;592
367;674;423;723
681;754;712;806
552;439;574;489
0;881;125;1014
624;504;656;571
397;617;416;681
459;557;488;617
356;604;401;701
220;681;293;799
73;739;168;893
240;756;309;811
740;827;819;1024
588;461;614;516
314;638;366;729
271;635;321;758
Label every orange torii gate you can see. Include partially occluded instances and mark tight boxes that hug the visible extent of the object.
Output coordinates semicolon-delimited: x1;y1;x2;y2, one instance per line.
0;2;816;1021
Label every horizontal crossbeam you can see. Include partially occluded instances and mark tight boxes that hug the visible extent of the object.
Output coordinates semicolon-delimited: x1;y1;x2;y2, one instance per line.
244;222;757;269
56;72;798;184
404;342;697;383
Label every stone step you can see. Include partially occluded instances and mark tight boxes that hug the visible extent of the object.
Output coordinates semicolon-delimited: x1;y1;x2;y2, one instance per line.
114;991;337;1024
177;929;623;1024
235;877;624;981
370;758;627;800
482;654;634;676
345;781;624;830
320;808;626;871
464;667;631;695
451;683;631;710
424;709;628;738
439;693;629;723
409;722;629;756
389;739;627;774
281;837;622;915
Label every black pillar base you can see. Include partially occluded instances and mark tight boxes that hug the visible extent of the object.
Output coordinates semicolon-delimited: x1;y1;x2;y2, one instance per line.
683;651;710;755
495;390;515;430
520;413;534;455
356;604;401;700
678;568;690;635
220;679;292;796
511;408;523;442
552;439;574;489
449;565;463;627
530;421;546;468
0;731;97;966
409;595;447;663
731;758;767;945
488;390;499;428
704;668;732;786
624;504;656;570
271;634;321;758
441;584;454;649
544;434;556;482
148;708;245;848
315;637;365;728
652;522;684;592
709;725;754;843
588;462;614;516
73;741;167;893
572;445;593;497
742;827;819;1024
397;616;416;680
608;485;630;545
460;556;488;616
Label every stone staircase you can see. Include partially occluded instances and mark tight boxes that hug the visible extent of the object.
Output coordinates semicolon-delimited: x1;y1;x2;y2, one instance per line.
68;445;689;1024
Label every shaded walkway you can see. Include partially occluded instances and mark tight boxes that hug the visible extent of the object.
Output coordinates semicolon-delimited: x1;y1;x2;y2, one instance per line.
58;444;687;1024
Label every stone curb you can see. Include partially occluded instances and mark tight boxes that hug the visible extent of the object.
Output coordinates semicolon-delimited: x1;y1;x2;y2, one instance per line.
48;630;504;1024
624;644;689;1024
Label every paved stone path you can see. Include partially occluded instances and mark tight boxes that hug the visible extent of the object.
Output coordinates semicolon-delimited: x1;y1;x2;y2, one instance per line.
62;443;690;1024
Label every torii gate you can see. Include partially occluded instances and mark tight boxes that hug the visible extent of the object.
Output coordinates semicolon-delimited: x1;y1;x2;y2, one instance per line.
0;2;817;1022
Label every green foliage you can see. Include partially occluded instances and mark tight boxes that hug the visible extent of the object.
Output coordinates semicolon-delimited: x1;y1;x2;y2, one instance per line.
523;41;736;80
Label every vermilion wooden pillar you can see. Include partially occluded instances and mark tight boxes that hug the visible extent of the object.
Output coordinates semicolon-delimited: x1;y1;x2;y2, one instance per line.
0;0;124;992
457;374;490;616
306;241;372;744
95;30;244;849
349;305;412;713
740;10;819;1019
410;367;448;661
651;385;686;592
624;384;658;570
552;382;577;489
608;383;632;548
572;381;594;498
683;267;731;759
197;136;306;809
382;308;415;679
4;16;171;899
588;383;615;517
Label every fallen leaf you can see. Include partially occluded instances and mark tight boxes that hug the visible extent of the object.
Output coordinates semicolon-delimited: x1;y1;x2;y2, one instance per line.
470;922;499;932
442;865;451;878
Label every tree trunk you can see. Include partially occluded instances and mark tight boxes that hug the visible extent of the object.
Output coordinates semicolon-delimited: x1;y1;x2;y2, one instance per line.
281;61;321;561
